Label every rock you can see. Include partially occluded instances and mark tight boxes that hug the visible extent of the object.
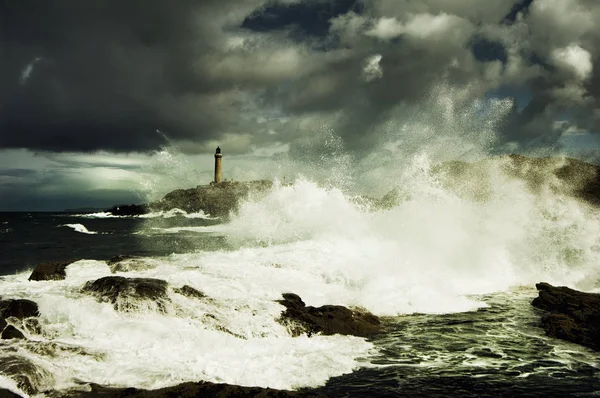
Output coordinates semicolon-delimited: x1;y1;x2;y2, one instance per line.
0;317;7;331
0;299;40;319
0;389;23;398
28;260;72;281
0;355;53;396
1;325;25;340
153;180;273;218
51;381;326;397
532;282;600;351
82;276;169;312
173;285;206;299
106;255;152;273
277;293;381;338
105;204;149;216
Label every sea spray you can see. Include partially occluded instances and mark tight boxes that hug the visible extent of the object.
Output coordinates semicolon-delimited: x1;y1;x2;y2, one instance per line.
217;153;600;315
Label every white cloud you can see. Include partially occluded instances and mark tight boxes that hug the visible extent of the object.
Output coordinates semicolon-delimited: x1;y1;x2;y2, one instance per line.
551;44;593;80
365;17;404;40
363;54;383;82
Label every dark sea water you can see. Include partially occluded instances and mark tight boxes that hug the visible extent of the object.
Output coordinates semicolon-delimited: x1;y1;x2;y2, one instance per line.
1;207;599;397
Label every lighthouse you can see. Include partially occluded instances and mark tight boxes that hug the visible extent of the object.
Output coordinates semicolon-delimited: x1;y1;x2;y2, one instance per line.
214;146;222;183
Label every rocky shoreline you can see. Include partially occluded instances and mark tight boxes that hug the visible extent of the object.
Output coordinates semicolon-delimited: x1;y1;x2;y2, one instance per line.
0;258;382;397
531;282;600;351
106;180;273;218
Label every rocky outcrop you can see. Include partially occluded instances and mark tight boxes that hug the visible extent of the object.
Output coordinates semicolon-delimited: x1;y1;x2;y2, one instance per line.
0;389;22;398
173;285;206;299
106;204;150;216
1;325;25;340
104;180;273;218
106;255;153;273
0;355;53;396
153;180;273;218
0;299;39;319
532;282;600;351
28;260;73;281
48;381;326;398
82;276;169;312
0;299;40;340
278;293;381;338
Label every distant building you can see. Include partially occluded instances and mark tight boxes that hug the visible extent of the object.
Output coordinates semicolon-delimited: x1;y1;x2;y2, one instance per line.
214;146;222;183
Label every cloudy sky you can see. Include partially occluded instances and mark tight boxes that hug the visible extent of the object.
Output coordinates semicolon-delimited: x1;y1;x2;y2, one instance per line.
2;0;600;210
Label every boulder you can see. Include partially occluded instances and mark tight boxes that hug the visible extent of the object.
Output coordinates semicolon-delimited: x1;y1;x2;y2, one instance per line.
106;255;152;273
278;293;381;338
0;389;23;398
1;325;25;340
28;261;72;281
0;355;53;396
173;285;206;299
532;282;600;351
51;381;326;397
0;299;40;319
82;276;169;312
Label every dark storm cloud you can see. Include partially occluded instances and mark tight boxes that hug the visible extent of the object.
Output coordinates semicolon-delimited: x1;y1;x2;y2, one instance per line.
1;0;265;153
2;0;600;158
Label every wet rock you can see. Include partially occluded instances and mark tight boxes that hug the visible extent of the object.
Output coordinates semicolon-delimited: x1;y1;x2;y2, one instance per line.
0;388;23;398
532;282;600;351
0;299;39;319
28;260;73;281
107;255;152;273
53;381;326;397
0;356;53;396
278;293;381;338
173;285;206;299
105;203;149;216
82;276;169;312
1;325;25;340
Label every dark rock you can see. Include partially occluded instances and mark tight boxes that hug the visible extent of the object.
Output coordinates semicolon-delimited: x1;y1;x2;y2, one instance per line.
105;204;149;216
0;299;39;319
28;260;73;281
106;255;152;273
82;276;169;312
1;325;25;340
153;180;273;218
0;355;53;396
532;282;600;351
0;388;23;398
173;285;206;299
0;317;6;331
52;381;326;397
278;293;381;338
107;255;136;266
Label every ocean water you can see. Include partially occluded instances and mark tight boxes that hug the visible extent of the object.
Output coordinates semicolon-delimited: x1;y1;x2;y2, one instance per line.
1;157;600;397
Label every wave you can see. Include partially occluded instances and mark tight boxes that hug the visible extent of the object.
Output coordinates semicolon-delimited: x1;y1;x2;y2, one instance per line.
75;208;215;219
0;260;373;394
60;224;98;235
138;208;214;219
220;156;600;316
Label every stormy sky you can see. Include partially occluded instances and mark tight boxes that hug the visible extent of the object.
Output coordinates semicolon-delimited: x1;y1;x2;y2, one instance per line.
2;0;600;210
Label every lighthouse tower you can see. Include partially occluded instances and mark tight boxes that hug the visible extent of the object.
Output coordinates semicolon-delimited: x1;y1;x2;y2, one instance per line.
214;146;222;183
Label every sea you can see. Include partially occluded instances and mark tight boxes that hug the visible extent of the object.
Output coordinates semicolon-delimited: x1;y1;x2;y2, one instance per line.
1;168;600;397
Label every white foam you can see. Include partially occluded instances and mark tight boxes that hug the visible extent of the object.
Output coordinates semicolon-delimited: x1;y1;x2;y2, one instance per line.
73;209;215;219
217;157;600;316
0;261;374;392
61;224;98;235
138;208;214;219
